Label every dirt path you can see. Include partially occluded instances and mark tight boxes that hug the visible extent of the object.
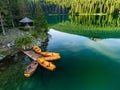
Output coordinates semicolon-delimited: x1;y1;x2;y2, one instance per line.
0;28;25;58
0;28;25;48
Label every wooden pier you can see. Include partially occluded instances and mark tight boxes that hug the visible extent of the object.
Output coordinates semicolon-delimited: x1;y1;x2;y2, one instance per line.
22;50;43;61
23;47;61;76
22;50;61;61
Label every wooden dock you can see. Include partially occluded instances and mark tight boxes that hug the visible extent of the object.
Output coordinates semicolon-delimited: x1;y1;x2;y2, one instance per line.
22;50;43;61
22;50;61;61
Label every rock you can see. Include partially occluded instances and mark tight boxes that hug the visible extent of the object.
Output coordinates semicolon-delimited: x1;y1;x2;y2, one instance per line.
0;67;6;70
0;55;5;61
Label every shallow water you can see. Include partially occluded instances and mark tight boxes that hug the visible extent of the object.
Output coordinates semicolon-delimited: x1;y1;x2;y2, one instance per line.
1;29;120;90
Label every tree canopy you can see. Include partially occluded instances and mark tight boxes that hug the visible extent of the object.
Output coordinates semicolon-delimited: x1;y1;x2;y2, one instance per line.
0;0;48;35
45;0;120;15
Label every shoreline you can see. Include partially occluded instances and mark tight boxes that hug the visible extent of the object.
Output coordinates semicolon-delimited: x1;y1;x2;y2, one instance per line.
0;28;49;60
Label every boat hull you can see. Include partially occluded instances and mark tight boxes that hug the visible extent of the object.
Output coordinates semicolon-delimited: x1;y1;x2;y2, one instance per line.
24;61;38;77
38;58;56;71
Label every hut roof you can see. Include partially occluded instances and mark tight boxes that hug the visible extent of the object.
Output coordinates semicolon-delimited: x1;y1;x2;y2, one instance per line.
19;17;33;23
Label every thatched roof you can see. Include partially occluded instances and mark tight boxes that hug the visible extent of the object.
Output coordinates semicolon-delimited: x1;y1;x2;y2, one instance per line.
19;17;33;23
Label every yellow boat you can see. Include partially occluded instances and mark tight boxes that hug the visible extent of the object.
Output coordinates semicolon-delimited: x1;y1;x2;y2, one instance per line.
33;46;61;61
24;61;38;77
40;52;60;57
33;46;41;53
38;58;56;71
43;55;61;61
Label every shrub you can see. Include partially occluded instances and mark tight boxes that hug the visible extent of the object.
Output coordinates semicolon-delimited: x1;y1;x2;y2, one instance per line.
31;31;39;38
15;35;32;48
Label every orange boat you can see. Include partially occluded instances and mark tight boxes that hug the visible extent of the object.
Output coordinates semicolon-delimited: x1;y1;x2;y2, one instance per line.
43;55;61;61
33;46;41;53
38;58;56;71
24;61;38;77
33;46;61;61
40;52;60;57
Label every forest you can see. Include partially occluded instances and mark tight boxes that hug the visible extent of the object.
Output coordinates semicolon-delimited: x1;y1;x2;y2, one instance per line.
44;0;120;15
1;1;120;90
0;0;120;46
0;0;47;35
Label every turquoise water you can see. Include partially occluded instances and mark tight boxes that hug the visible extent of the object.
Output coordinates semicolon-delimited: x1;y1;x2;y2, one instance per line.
1;29;120;90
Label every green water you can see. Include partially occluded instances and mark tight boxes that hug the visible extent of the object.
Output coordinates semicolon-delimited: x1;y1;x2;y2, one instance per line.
45;15;69;25
1;29;120;90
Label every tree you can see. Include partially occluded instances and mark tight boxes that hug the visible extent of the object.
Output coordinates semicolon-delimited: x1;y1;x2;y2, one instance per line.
0;13;6;35
34;0;48;33
7;0;15;28
18;0;29;18
0;0;9;35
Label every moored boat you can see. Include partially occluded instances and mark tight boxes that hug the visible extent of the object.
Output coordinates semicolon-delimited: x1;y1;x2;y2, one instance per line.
24;61;38;77
38;58;56;71
40;52;60;57
33;46;41;53
33;46;61;61
43;55;61;61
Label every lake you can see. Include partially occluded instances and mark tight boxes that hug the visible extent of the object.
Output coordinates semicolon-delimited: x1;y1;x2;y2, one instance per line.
1;29;120;90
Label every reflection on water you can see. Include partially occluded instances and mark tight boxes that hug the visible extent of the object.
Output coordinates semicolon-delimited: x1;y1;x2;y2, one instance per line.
70;14;120;27
45;15;69;25
48;29;120;60
1;29;120;90
46;14;120;27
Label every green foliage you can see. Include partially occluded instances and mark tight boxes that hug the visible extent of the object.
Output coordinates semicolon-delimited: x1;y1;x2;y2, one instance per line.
33;1;48;33
15;35;32;48
9;0;20;16
69;15;120;27
45;0;120;15
22;0;48;33
0;0;9;15
51;21;120;38
18;0;29;18
31;31;39;38
19;27;30;31
0;60;27;89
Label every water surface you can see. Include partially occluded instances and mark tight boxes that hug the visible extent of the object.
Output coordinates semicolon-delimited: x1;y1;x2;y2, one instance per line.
1;29;120;90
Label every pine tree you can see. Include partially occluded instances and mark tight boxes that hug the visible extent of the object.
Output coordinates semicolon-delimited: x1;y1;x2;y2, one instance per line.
0;0;9;35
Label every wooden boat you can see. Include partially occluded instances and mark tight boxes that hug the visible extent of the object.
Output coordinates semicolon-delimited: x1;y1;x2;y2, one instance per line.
33;46;61;61
38;58;56;71
33;46;41;53
40;52;60;57
24;61;38;77
43;55;61;61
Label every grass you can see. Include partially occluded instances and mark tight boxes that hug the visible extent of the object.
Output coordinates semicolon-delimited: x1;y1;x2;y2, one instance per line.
50;21;120;38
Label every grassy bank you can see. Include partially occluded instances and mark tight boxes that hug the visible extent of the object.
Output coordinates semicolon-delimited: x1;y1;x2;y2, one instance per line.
50;21;120;38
